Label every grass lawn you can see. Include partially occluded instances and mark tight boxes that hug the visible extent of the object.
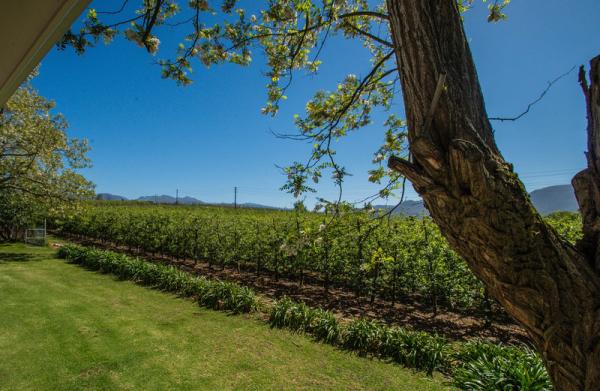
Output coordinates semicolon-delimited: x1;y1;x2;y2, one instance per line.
0;242;450;390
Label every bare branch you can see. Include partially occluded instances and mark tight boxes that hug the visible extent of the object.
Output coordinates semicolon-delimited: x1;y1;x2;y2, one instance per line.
97;0;130;15
490;66;576;122
96;14;146;32
164;16;196;27
272;51;395;142
311;1;336;64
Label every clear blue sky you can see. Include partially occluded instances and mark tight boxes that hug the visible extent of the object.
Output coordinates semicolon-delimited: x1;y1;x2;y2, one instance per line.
32;0;600;208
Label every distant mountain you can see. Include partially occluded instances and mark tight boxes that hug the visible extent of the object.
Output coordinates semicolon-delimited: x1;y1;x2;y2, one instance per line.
137;195;174;203
179;196;205;205
136;195;204;205
96;193;279;208
374;200;428;217
96;193;128;201
376;184;579;217
529;184;578;215
95;184;579;215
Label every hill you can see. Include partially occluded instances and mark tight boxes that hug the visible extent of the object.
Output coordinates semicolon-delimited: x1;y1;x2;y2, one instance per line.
136;195;203;204
529;184;578;215
96;193;127;201
104;194;279;209
374;200;428;217
376;184;579;217
98;184;579;215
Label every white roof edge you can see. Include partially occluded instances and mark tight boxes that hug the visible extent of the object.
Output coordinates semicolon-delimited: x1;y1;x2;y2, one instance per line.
0;0;92;108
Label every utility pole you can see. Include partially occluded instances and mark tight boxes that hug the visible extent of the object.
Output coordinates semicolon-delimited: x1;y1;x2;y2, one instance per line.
234;186;237;209
175;189;179;205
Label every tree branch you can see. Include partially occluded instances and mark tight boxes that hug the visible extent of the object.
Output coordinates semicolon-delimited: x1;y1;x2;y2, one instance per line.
0;152;37;159
272;51;395;142
489;66;576;122
97;0;130;15
344;22;394;48
339;11;390;20
141;0;164;50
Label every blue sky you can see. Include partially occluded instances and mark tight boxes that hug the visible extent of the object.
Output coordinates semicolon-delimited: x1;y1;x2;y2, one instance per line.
32;0;600;208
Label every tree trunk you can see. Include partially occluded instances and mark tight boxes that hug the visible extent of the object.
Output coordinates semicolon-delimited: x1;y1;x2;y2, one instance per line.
573;60;600;272
385;1;600;389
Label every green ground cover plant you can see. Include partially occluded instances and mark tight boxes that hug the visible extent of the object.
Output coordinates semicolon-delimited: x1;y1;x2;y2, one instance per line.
452;341;553;390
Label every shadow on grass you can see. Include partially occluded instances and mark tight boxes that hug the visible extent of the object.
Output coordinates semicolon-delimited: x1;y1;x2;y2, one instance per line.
0;253;47;263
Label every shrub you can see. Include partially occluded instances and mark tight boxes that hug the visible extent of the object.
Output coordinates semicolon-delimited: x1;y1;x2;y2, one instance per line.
270;298;316;332
342;318;384;355
269;297;296;328
271;299;449;373
340;318;449;374
200;281;257;314
452;341;552;390
269;298;341;344
58;244;258;314
311;308;341;344
381;327;450;374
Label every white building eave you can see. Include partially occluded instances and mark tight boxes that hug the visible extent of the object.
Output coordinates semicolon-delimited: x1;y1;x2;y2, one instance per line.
0;0;91;108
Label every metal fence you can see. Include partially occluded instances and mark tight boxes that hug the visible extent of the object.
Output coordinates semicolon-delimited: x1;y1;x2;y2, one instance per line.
24;220;46;246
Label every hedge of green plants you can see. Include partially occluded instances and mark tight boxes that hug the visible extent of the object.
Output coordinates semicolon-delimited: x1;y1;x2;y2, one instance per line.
452;341;552;390
58;244;552;389
268;297;448;374
57;244;258;314
269;298;552;389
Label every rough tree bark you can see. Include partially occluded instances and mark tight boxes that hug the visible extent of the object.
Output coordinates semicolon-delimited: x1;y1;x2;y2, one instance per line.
573;61;600;273
385;1;600;389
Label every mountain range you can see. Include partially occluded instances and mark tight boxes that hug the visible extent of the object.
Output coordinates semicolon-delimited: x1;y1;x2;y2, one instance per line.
529;185;579;215
96;184;579;216
95;193;279;209
374;184;578;216
135;195;203;205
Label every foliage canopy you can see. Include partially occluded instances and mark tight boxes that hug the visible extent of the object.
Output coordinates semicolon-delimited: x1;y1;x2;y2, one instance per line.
58;0;509;206
0;82;93;238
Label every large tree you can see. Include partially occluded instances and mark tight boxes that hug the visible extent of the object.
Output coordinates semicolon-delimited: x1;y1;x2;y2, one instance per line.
0;81;93;239
60;1;598;388
385;3;599;390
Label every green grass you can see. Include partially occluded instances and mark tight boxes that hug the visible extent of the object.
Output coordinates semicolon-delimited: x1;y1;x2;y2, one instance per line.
0;242;449;390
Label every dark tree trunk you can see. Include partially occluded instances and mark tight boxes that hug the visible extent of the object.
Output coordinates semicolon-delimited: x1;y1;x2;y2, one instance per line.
385;1;600;389
573;60;600;272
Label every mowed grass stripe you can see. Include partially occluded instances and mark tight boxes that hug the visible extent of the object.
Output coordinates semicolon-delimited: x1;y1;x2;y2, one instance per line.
0;243;449;391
